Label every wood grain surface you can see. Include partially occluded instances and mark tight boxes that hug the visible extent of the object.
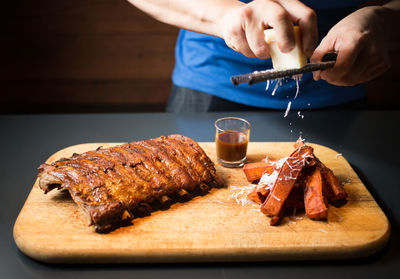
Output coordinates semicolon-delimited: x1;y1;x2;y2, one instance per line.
13;142;390;263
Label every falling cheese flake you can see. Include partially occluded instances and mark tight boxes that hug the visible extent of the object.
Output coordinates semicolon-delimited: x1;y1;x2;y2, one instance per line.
284;101;292;117
293;75;301;99
264;74;302;119
266;76;301;99
271;78;283;96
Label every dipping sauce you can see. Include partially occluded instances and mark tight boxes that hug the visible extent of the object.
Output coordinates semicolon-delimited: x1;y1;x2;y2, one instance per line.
216;131;249;162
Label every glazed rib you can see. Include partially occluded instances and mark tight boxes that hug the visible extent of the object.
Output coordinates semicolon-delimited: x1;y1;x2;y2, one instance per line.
38;135;222;232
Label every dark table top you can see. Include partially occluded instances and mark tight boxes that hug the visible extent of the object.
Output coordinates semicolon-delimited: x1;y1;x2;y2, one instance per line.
1;111;399;278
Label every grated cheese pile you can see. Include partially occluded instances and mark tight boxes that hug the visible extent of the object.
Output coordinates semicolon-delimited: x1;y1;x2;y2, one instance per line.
230;185;258;206
258;157;288;190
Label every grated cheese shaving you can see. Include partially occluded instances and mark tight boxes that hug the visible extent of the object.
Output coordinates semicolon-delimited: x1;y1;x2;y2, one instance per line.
263;74;302;118
271;78;283;96
341;178;352;185
229;185;256;206
293;75;301;99
270;192;281;201
284;101;292;117
259;170;279;189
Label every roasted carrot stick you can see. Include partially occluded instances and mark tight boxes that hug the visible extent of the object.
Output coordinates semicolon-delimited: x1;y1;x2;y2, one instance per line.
293;138;305;149
247;188;264;204
285;184;305;209
319;162;347;202
261;146;314;218
243;160;276;182
304;165;328;220
258;186;270;197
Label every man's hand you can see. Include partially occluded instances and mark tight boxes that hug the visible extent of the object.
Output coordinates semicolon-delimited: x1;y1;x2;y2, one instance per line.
219;0;318;59
311;6;391;86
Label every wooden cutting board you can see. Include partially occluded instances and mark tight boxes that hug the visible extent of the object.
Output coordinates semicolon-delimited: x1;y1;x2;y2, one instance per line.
13;142;390;263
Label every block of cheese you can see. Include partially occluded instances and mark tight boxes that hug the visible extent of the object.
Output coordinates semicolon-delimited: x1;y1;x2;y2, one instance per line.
264;26;307;70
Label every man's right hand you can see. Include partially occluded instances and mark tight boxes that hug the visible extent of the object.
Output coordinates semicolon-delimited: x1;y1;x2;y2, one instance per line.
219;0;318;59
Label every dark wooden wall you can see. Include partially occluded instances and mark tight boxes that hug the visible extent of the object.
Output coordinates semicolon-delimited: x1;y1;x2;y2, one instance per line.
1;0;179;113
1;0;399;113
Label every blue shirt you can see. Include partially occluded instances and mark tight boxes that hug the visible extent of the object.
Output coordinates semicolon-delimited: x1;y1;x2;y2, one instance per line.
172;0;367;109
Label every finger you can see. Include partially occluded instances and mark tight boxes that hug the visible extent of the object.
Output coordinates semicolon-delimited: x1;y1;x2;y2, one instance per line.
229;36;256;58
246;26;271;59
243;8;270;59
224;24;256;58
310;35;334;64
310;36;335;81
265;2;295;53
320;36;365;84
278;0;318;57
312;70;321;81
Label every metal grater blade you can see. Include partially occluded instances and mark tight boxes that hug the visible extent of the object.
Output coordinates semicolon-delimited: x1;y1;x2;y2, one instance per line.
231;52;337;86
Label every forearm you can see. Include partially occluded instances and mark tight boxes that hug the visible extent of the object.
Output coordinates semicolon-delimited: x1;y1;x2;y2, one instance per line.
128;0;318;59
127;0;244;37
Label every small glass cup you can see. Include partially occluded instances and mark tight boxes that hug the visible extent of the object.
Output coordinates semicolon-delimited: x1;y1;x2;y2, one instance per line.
215;117;251;168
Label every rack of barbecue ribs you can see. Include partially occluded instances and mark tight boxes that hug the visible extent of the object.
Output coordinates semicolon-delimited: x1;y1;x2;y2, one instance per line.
38;135;223;232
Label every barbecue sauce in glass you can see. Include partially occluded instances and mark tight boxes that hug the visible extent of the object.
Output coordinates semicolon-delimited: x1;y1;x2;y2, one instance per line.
216;131;248;162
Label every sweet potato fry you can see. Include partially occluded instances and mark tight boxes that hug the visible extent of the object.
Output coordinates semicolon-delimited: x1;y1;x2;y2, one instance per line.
270;212;284;226
319;162;347;202
304;165;328;220
293;138;305;149
258;186;270;197
285;185;305;209
243;161;276;182
244;138;348;226
247;188;264;204
261;146;314;217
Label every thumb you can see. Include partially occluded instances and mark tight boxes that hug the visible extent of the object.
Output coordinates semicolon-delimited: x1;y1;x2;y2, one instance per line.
310;36;335;81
